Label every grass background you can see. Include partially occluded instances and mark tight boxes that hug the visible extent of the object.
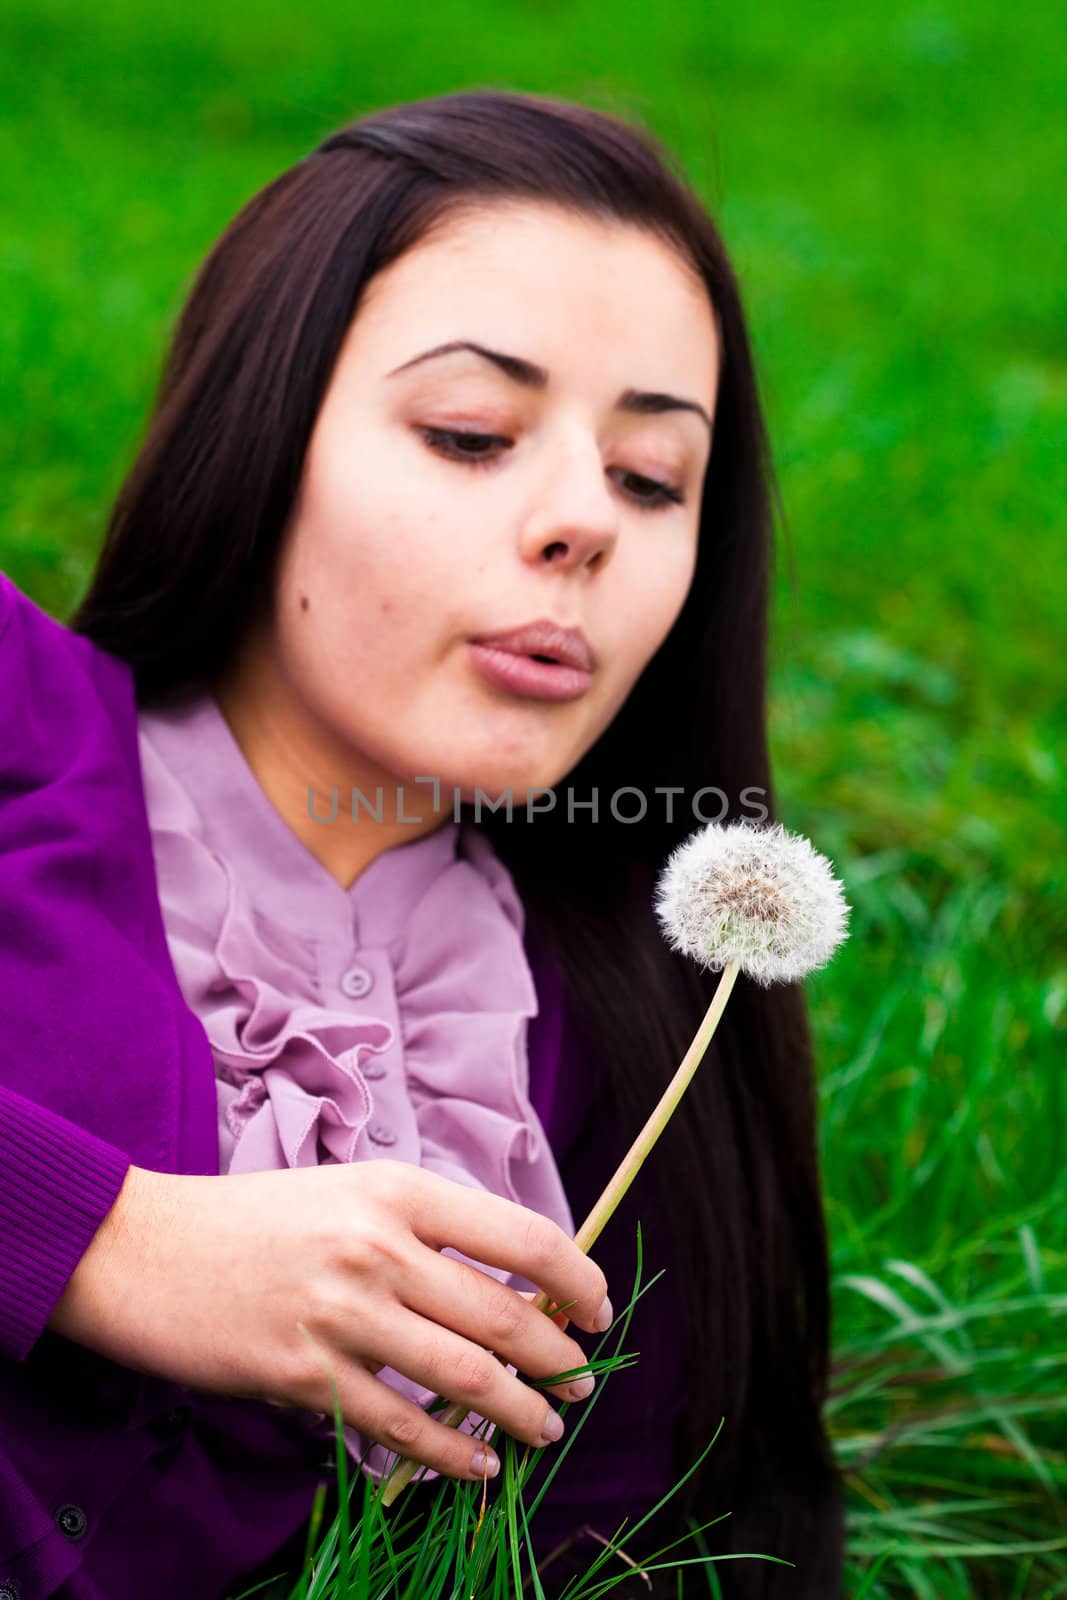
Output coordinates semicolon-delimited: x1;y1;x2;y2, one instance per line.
2;1;1064;1593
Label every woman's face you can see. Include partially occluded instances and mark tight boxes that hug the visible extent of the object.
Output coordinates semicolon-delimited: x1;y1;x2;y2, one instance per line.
256;200;719;808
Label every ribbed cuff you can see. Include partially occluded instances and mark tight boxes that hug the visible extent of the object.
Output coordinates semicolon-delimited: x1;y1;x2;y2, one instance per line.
0;1086;131;1361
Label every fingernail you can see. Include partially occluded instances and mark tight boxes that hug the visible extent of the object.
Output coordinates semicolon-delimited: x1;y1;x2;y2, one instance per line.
539;1410;564;1444
567;1375;595;1400
470;1447;500;1478
593;1296;613;1332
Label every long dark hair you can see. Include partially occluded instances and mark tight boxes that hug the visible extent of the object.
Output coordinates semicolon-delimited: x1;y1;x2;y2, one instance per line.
70;89;844;1595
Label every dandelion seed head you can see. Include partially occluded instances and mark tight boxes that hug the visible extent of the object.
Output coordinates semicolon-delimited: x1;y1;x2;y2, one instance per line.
652;819;851;986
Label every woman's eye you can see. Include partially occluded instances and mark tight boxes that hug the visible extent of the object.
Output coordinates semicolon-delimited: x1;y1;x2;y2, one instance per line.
613;470;686;511
416;427;685;512
418;427;510;466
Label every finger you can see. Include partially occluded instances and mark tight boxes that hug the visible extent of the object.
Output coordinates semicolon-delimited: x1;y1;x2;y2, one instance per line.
409;1172;611;1334
300;1358;503;1483
401;1249;597;1405
517;1287;573;1332
512;1290;588;1393
357;1301;572;1452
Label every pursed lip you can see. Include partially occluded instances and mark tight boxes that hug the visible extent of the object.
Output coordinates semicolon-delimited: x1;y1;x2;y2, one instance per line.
469;618;597;673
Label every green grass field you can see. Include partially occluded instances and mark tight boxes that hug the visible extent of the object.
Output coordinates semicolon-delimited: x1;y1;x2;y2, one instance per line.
2;1;1064;1593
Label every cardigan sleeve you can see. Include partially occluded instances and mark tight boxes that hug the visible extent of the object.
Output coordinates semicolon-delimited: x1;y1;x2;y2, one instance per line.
0;1085;130;1361
0;575;137;1357
0;571;214;1363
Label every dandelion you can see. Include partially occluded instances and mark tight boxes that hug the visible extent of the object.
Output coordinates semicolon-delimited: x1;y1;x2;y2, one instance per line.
380;820;850;1506
561;819;850;1260
653;817;851;987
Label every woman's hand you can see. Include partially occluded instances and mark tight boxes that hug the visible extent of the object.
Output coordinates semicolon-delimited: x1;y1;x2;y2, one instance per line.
48;1160;611;1481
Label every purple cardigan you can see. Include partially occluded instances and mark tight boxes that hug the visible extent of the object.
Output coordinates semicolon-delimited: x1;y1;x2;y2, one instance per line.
0;571;687;1598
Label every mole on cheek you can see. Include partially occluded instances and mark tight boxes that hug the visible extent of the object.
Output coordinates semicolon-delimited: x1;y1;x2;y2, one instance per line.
299;594;310;612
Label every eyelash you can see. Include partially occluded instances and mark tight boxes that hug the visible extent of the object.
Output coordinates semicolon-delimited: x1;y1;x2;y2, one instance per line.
416;426;686;512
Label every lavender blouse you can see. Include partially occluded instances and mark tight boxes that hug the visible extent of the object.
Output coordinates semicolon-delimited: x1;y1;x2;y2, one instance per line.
138;691;579;1481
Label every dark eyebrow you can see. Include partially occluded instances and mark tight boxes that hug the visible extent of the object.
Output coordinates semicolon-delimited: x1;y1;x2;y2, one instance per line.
385;339;712;432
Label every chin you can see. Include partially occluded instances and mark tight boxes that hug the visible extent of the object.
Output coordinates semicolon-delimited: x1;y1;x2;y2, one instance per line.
449;763;560;809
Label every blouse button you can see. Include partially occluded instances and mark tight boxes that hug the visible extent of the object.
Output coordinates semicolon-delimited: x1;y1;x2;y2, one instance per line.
362;1059;387;1080
368;1124;397;1146
54;1503;89;1541
340;965;374;999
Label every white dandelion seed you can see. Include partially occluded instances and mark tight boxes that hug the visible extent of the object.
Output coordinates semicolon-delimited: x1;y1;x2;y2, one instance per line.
653;818;851;987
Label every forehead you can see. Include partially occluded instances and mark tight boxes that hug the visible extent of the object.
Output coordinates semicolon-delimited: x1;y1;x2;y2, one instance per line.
349;200;720;402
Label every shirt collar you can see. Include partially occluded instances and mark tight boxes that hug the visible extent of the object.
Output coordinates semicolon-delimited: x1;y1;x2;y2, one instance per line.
137;689;462;948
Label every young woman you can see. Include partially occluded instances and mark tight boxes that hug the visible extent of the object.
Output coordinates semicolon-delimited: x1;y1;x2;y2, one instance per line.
0;90;843;1597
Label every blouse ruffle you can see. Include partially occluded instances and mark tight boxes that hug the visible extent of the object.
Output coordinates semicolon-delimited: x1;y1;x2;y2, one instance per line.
137;711;576;1483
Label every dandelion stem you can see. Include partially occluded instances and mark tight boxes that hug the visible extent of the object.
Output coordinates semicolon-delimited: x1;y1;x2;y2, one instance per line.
380;959;741;1508
568;957;740;1258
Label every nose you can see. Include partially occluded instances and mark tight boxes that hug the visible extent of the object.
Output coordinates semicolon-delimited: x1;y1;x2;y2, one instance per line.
518;431;620;575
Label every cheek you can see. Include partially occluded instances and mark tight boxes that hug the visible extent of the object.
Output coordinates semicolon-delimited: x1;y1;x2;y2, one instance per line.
274;519;457;698
279;478;397;634
299;438;469;613
578;553;695;741
613;547;696;678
